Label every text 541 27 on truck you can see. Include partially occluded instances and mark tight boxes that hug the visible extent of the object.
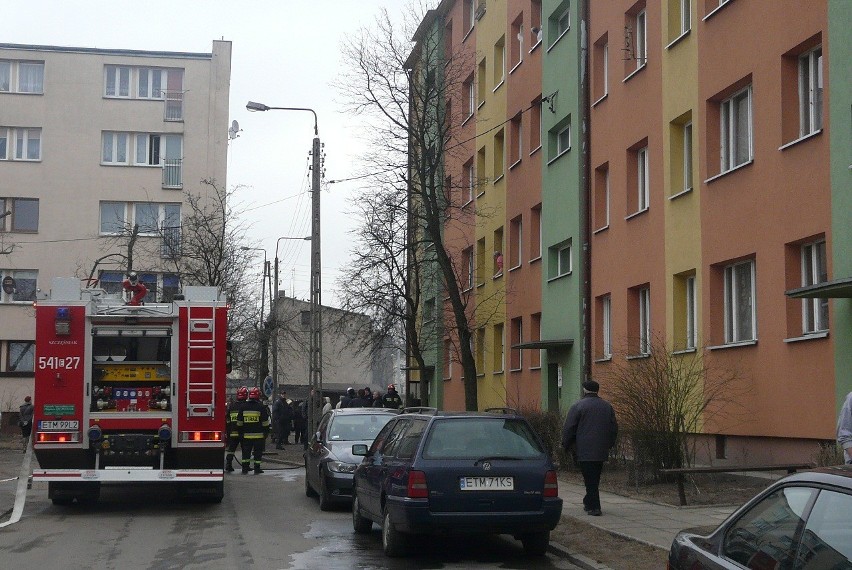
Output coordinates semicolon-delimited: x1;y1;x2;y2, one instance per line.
31;277;229;505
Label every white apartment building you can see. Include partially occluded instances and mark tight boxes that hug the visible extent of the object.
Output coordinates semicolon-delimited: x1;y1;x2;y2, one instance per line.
0;41;232;410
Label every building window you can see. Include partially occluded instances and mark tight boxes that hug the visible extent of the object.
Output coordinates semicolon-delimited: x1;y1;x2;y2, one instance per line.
724;260;756;343
137;67;167;99
476;238;486;285
464;0;475;32
549;1;571;47
1;197;39;232
510;317;523;370
531;0;543;47
530;96;542;151
799;46;823;137
686;276;697;349
477;58;487;106
509;114;522;165
509;216;522;269
801;240;828;334
628;143;649;214
464;159;474;203
594;163;610;230
668;0;691;41
548;239;572;279
682;123;693;192
639;286;651;355
548;116;571;162
444;20;453;62
493;129;505;180
635;9;647;68
476;147;487;192
464;74;475;118
530;313;542;368
4;341;35;374
0;127;42;161
0;61;9;92
720;86;753;172
100;201;180;238
596;294;612;359
530;204;542;260
463;247;474;290
493;323;505;373
593;36;609;102
102;131;129;164
493;227;504;276
0;269;37;303
493;37;506;88
510;14;524;69
0;61;44;94
105;65;131;98
423;298;435;322
680;0;691;34
100;202;127;235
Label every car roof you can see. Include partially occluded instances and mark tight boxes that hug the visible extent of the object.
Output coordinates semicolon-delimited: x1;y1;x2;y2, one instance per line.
327;408;398;416
397;408;525;420
778;465;852;488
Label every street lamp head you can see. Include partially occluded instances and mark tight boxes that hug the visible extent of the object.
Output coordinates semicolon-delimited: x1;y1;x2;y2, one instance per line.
246;101;270;112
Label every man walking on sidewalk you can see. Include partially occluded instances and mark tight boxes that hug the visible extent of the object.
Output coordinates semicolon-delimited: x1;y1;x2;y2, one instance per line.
562;380;618;516
18;396;34;453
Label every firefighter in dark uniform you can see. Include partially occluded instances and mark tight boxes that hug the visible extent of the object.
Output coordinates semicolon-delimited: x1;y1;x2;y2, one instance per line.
382;384;403;409
237;386;271;474
225;386;248;472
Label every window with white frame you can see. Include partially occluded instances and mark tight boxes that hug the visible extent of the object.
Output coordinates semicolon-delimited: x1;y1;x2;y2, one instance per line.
99;201;180;236
637;146;649;210
683;123;693;192
680;0;691;35
510;317;523;370
464;159;474;202
0;269;38;303
1;61;44;93
799;47;823;136
531;0;543;46
0;127;41;161
464;74;475;118
635;9;647;68
720;86;753;172
493;37;505;87
3;341;35;374
557;124;571;155
724;260;756;343
550;2;571;45
639;286;651;354
801;240;828;334
494;323;505;372
100;201;127;234
99;271;180;302
464;247;474;290
0;61;9;91
601;294;612;359
102;131;129;164
511;16;524;69
686;276;697;349
549;239;572;279
105;65;131;97
138;67;167;99
0;197;39;232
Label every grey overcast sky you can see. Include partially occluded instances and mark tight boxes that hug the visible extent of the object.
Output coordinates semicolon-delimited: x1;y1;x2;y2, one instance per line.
2;0;406;306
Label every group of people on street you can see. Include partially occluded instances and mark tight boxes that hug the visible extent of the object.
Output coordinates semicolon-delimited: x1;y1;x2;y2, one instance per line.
225;386;271;474
336;384;403;410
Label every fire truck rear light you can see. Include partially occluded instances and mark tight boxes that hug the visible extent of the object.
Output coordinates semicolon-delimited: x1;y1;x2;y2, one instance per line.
179;431;222;443
37;432;80;443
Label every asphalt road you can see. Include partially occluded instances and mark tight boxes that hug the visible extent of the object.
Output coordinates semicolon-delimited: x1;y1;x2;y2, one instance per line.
0;448;581;570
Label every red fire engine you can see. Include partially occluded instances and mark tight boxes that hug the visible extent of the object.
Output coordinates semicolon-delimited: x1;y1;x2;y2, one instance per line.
31;277;228;504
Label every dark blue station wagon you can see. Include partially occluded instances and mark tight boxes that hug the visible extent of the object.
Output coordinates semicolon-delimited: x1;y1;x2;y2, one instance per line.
351;409;563;557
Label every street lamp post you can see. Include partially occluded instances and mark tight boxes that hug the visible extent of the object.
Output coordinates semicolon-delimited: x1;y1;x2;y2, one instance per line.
246;100;323;437
240;246;269;387
271;235;311;397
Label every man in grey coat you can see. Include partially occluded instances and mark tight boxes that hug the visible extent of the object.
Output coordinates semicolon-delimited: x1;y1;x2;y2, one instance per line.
562;380;618;516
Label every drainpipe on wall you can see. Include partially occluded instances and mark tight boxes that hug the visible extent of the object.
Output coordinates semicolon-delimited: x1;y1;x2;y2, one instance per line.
579;0;592;383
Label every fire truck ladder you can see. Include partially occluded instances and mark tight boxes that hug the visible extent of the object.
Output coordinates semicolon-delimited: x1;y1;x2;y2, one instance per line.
185;303;217;417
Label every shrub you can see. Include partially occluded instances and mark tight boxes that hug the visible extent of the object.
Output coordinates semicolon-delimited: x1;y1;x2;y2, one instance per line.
519;407;572;469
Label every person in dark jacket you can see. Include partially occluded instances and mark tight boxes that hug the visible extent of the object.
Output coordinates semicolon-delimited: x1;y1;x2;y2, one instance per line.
348;388;369;408
292;400;306;444
237;387;271;474
381;384;403;409
339;387;356;408
19;396;34;452
225;387;248;471
561;379;618;516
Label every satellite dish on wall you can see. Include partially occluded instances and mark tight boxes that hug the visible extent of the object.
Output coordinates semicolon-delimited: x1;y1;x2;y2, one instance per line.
228;120;242;140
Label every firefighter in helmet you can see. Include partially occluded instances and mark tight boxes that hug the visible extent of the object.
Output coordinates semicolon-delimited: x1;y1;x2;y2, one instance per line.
236;386;271;474
381;384;403;409
225;386;248;472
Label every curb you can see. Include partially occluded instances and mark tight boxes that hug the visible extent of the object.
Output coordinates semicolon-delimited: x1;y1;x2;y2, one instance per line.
548;542;615;570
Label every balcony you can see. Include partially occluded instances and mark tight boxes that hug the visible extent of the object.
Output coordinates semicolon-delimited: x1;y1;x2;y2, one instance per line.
162;159;182;189
163;91;183;122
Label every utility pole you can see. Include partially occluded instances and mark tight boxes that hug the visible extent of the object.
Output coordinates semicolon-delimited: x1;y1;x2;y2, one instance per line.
308;133;323;437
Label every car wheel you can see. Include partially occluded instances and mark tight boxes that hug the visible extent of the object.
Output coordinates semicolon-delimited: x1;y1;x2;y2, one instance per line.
352;494;372;533
521;531;550;556
382;507;408;557
304;462;318;498
318;473;332;511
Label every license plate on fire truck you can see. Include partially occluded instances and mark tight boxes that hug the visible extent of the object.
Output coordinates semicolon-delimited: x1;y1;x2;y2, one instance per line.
39;420;79;430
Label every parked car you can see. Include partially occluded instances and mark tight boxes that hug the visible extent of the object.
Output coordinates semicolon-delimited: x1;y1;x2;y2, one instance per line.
304;407;398;510
351;408;563;557
668;465;852;569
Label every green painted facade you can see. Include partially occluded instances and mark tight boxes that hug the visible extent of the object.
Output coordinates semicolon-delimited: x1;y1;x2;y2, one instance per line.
829;0;852;412
540;0;586;412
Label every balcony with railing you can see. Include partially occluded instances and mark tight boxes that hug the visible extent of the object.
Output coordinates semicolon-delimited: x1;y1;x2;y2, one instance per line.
163;91;184;121
162;159;182;189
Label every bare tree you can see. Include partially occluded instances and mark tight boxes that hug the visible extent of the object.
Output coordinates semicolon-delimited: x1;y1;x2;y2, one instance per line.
600;333;749;482
337;4;491;410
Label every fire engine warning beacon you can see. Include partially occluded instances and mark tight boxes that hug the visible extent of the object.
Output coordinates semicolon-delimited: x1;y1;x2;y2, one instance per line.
237;387;270;474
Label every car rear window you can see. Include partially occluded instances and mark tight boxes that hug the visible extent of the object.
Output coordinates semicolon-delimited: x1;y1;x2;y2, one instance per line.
422;417;545;459
328;414;394;441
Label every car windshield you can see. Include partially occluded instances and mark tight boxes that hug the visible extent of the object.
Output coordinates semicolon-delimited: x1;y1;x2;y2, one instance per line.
328;414;394;441
422;417;545;459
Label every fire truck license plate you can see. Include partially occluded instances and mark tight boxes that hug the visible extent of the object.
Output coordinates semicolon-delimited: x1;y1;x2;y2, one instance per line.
39;420;79;430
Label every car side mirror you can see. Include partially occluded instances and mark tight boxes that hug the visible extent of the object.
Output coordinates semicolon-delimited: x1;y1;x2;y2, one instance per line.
315;431;322;444
352;444;368;456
